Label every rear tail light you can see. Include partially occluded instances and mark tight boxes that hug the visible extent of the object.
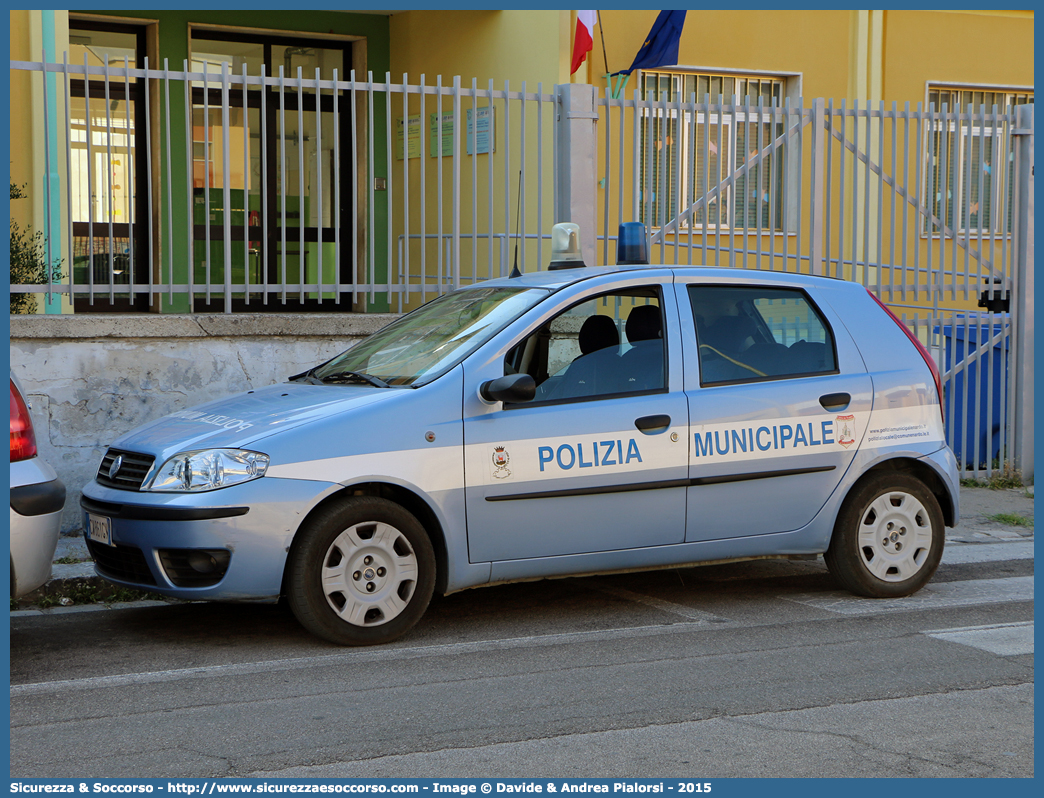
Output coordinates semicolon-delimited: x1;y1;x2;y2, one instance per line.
10;379;38;462
866;289;945;424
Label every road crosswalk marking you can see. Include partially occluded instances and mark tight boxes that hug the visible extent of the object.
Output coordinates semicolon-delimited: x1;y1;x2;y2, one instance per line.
942;540;1034;564
785;575;1033;615
922;621;1034;656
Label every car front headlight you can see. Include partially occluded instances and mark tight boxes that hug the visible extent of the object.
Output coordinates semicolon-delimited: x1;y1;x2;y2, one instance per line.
146;449;270;492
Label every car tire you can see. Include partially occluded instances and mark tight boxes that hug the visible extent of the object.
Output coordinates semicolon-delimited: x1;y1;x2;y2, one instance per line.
824;472;944;598
287;496;435;645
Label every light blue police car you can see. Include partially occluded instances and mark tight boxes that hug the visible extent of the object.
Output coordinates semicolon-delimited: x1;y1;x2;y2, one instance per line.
82;231;957;645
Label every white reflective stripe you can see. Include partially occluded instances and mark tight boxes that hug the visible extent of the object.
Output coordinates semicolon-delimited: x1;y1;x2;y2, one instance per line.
465;427;674;486
689;405;944;466
266;403;947;491
266;446;462;494
862;404;946;448
690;412;858;465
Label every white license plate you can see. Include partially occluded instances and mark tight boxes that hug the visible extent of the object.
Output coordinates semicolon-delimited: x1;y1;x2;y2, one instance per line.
87;513;112;546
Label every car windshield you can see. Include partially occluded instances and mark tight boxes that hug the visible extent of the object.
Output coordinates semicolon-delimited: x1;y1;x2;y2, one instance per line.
310;286;550;387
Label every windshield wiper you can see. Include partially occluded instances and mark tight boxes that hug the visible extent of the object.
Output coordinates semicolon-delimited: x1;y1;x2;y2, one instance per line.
317;370;392;389
288;367;323;385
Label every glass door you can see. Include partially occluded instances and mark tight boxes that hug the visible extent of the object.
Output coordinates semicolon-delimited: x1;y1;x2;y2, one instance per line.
189;31;352;311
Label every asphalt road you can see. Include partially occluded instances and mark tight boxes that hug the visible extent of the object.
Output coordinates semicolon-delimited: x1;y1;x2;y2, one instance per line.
10;525;1033;779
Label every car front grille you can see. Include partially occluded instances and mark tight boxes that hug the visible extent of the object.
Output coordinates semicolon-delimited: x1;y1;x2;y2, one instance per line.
84;538;158;586
96;448;156;491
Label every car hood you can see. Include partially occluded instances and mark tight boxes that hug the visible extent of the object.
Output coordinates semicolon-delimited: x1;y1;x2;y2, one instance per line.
110;382;395;461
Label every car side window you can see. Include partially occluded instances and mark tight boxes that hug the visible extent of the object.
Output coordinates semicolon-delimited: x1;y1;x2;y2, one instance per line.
689;285;837;385
504;287;666;403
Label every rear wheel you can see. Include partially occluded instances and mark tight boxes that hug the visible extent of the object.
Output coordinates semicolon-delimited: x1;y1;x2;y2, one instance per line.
825;473;944;598
287;496;435;645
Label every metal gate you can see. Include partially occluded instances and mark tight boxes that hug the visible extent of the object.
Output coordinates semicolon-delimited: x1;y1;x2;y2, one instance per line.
588;89;1034;483
9;58;558;313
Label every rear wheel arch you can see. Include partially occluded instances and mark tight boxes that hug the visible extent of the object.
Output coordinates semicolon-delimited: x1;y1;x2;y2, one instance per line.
826;467;945;597
858;456;956;527
284;481;449;597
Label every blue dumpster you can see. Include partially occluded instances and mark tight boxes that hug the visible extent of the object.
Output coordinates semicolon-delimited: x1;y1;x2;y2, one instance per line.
936;313;1010;467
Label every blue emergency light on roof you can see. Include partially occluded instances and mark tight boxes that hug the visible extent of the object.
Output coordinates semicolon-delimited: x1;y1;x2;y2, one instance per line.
616;222;649;265
547;223;586;270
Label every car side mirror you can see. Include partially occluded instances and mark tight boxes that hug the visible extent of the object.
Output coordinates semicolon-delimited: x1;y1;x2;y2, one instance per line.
480;373;536;404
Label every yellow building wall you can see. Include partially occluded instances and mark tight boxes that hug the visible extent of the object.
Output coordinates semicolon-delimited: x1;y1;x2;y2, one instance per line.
387;10;571;309
589;10;854;101
875;10;1034;313
10;9;1031;315
883;10;1034;102
589;10;856;280
585;9;1032;318
9;9;72;312
390;10;570;89
10;10;34;232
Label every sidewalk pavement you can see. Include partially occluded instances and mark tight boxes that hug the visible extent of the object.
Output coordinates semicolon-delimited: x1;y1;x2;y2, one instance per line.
19;485;1035;610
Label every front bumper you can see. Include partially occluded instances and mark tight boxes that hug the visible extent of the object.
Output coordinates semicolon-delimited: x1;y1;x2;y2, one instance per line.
80;475;340;601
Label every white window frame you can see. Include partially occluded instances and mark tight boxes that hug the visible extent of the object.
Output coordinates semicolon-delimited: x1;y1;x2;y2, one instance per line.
921;83;1032;238
636;69;797;235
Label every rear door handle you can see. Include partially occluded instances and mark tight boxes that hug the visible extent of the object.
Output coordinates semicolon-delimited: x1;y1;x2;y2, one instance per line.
635;414;671;434
820;392;851;412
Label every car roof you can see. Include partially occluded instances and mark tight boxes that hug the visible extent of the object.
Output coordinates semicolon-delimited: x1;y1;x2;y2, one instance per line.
472;264;847;292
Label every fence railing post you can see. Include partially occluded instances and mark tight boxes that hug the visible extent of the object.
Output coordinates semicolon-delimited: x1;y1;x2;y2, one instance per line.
1012;103;1034;483
809;98;827;276
554;83;598;268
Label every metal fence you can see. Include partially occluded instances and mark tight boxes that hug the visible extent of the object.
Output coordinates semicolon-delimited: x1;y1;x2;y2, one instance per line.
9;59;1034;480
10;58;557;312
591;89;1033;482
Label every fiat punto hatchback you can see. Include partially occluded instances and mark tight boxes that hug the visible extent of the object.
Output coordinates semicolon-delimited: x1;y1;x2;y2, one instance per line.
81;264;958;645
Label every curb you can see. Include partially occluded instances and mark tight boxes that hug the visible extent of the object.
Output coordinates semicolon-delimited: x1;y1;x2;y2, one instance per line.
16;487;1032;614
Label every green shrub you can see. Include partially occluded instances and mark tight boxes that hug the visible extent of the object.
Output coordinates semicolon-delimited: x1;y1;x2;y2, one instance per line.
10;182;63;314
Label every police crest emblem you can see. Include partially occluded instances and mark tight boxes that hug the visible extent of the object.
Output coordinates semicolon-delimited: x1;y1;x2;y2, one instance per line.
836;414;856;448
491;445;512;479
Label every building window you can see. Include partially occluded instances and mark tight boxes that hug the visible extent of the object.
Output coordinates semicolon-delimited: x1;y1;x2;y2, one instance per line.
638;71;787;233
68;20;149;311
924;85;1032;236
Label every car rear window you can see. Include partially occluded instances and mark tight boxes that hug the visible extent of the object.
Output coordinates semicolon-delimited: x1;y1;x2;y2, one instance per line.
688;285;838;385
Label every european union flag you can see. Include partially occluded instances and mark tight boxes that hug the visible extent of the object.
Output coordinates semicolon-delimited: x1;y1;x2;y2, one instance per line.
616;10;687;75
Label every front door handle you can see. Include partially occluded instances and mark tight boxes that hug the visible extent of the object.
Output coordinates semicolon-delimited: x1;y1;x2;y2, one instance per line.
635;414;671;434
820;392;851;412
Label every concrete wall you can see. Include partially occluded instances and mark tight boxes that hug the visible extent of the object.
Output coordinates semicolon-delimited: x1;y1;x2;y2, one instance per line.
10;313;397;534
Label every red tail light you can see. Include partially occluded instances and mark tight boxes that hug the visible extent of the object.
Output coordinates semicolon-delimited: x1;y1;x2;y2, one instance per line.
10;379;38;462
866;289;944;424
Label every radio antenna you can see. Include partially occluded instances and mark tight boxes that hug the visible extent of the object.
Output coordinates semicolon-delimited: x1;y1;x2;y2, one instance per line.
509;170;522;278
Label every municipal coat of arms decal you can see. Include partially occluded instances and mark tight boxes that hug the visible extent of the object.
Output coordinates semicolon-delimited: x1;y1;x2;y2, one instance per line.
836;414;856;448
491;445;512;479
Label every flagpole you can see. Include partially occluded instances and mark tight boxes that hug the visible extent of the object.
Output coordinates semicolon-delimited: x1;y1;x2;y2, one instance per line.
597;11;610;78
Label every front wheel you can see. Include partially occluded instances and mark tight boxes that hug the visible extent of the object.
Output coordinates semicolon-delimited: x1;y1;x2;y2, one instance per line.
287;496;435;645
824;473;944;598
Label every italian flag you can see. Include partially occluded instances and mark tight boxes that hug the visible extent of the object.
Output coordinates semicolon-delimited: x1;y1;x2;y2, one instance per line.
571;10;596;75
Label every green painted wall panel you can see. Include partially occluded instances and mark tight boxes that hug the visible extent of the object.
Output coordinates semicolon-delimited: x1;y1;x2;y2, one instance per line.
82;9;391;311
